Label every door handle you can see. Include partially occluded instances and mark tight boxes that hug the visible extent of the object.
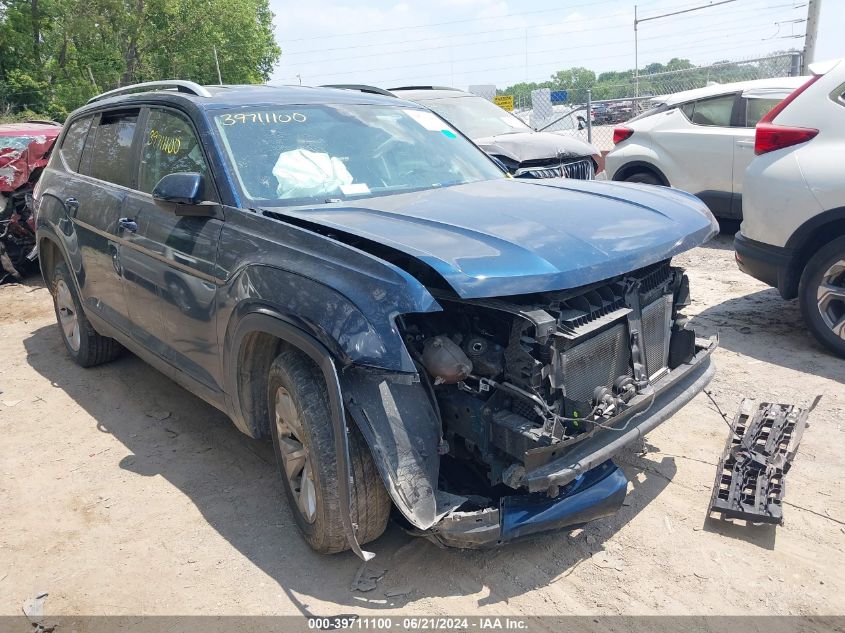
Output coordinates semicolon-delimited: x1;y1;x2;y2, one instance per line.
118;217;138;233
736;140;755;147
65;197;79;215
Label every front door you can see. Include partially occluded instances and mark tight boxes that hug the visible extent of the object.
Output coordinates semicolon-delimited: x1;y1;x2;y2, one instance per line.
120;107;224;391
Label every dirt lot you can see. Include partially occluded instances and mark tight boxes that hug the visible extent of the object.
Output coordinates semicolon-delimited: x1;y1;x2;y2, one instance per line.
1;230;843;618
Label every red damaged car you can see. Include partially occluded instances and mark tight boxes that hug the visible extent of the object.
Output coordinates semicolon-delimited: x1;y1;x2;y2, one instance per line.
1;120;62;282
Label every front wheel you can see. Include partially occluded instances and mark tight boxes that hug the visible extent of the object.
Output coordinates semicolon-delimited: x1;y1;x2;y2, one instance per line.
267;348;390;553
799;236;845;357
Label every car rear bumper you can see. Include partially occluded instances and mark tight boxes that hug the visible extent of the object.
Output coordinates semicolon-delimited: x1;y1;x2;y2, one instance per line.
734;231;796;297
427;337;716;548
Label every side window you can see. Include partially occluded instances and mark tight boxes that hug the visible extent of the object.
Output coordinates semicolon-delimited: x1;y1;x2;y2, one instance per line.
59;116;92;172
88;110;139;187
687;95;735;127
745;98;781;127
138;109;209;194
679;102;695;120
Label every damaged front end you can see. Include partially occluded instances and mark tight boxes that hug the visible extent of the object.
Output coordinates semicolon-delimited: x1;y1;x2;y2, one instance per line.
0;127;59;283
0;189;38;283
369;260;715;547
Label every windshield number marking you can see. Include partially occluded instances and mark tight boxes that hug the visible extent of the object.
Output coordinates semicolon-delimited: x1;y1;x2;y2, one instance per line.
220;112;307;126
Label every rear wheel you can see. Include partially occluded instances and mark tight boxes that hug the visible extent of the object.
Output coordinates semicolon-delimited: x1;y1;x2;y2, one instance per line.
624;171;662;186
799;236;845;357
267;348;390;553
50;261;122;367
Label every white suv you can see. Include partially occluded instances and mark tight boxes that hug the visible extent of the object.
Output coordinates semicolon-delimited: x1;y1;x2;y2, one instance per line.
605;76;805;218
735;59;845;357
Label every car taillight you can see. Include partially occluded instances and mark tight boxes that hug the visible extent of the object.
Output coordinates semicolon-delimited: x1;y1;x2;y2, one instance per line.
754;123;818;155
754;74;822;155
613;126;633;144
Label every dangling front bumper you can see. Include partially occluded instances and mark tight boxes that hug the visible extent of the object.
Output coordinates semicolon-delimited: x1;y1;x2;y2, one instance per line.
426;339;716;548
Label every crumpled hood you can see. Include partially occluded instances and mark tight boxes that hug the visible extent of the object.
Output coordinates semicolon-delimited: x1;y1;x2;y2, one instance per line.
0;129;60;192
271;178;718;299
474;131;598;164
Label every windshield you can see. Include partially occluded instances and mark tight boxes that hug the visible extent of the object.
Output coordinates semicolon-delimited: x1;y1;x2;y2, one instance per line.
0;136;36;152
415;95;532;139
212;104;504;206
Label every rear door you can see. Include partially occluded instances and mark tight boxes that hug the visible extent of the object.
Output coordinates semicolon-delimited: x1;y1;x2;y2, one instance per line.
664;93;737;215
732;90;792;214
120;106;224;391
72;109;142;331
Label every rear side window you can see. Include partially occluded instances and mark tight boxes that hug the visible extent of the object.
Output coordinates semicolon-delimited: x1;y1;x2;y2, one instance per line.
59;117;92;172
679;94;735;127
138;109;209;194
745;98;781;127
88;111;139;187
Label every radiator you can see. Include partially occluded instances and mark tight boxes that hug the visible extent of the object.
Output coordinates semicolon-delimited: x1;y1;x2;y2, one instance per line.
558;294;672;402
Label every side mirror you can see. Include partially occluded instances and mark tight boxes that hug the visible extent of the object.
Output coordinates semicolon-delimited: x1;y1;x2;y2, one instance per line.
153;172;204;206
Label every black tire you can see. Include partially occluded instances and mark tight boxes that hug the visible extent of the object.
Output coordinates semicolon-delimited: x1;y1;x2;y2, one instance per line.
267;348;390;553
798;236;845;357
625;171;662;186
50;261;122;367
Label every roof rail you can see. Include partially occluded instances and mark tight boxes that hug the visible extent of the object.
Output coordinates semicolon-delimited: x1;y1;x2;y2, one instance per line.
87;80;213;104
388;85;458;92
320;84;396;98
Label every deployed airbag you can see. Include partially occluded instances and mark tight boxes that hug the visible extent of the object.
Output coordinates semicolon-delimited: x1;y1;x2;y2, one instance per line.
272;148;353;199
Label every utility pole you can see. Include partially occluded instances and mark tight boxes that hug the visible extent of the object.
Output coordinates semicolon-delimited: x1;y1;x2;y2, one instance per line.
802;0;821;74
213;45;223;85
634;5;638;98
634;0;737;97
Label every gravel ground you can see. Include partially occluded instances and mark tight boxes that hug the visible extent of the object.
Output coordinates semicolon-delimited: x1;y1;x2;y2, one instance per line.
1;230;843;618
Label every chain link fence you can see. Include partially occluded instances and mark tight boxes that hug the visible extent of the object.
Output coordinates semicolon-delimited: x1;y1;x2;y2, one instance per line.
497;52;803;152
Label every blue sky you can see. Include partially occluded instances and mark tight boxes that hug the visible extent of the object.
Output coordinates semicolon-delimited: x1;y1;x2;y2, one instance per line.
268;0;842;89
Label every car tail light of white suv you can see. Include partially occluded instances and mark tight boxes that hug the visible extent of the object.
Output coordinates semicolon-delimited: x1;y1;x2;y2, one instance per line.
754;74;822;155
613;126;634;145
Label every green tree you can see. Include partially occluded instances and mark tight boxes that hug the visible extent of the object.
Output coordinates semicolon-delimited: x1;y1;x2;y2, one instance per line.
0;0;281;118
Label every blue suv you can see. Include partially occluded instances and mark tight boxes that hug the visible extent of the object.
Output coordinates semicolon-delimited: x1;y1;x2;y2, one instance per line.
34;80;717;558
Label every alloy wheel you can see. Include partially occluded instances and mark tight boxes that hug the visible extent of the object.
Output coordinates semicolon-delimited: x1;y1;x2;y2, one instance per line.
816;259;845;341
274;386;317;523
56;279;81;352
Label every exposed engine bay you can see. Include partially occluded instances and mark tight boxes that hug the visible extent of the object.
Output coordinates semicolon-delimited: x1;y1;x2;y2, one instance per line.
399;260;697;498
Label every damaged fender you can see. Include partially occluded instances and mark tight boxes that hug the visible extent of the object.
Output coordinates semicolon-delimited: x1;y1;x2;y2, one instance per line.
341;367;442;530
218;213;447;532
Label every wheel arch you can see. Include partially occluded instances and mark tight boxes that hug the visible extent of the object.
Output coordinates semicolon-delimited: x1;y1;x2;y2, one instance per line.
226;310;377;560
226;309;443;536
611;160;670;186
37;233;62;287
781;206;845;299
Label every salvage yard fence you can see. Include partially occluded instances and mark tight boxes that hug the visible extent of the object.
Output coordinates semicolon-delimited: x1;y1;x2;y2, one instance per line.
500;52;804;152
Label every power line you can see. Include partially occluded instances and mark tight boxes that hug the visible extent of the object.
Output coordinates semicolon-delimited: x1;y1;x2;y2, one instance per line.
278;34;799;86
282;0;802;57
276;23;794;83
285;14;795;71
281;0;633;43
